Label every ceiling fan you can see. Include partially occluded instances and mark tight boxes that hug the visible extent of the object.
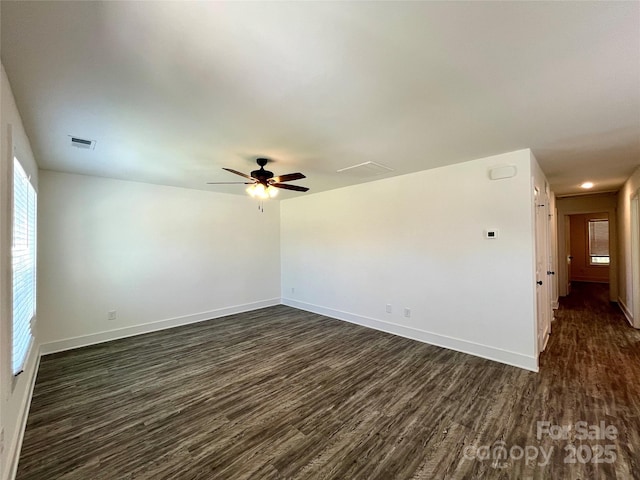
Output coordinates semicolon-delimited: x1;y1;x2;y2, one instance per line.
207;158;309;199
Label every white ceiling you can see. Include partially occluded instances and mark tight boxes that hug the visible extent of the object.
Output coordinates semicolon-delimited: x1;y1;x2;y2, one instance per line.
2;1;639;197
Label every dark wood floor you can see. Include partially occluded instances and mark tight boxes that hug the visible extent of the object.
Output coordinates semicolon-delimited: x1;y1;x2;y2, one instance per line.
17;283;640;479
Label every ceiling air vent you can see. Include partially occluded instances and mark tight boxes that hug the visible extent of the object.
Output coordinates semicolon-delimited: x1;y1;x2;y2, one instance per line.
336;161;394;178
69;136;96;150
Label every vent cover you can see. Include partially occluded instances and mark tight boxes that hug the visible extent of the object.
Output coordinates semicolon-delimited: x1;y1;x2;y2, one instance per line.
69;136;96;150
336;161;394;178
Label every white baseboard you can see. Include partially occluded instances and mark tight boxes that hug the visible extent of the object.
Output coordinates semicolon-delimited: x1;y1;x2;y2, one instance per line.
282;298;538;372
618;297;635;328
40;298;280;355
552;299;559;309
6;345;41;480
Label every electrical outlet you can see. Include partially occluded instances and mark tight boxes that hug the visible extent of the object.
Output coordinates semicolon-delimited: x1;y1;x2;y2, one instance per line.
291;287;295;294
403;307;411;318
107;310;117;321
386;304;392;314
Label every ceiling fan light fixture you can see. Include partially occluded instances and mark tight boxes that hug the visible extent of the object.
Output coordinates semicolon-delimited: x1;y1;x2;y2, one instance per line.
213;159;309;198
247;184;262;197
247;183;276;200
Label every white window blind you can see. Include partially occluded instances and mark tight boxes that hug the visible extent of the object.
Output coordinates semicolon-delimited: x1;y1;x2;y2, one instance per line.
588;219;609;265
12;157;37;375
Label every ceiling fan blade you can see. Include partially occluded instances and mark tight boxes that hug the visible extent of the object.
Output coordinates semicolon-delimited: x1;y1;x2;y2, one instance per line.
222;167;253;180
271;172;306;183
272;183;309;192
207;182;255;185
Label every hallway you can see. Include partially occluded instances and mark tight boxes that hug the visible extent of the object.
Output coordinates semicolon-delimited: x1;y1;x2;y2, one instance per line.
545;281;637;369
530;281;640;479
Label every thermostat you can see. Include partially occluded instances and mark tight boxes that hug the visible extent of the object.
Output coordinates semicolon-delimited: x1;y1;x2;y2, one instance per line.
485;229;499;239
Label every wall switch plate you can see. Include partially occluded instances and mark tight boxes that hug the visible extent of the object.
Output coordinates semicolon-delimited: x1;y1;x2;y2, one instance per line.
485;229;499;239
107;310;117;321
404;307;411;318
386;304;392;314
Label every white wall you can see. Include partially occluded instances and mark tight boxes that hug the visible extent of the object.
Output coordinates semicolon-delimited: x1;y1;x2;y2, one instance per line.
617;166;640;326
37;171;281;351
0;65;40;480
556;193;619;301
281;150;539;371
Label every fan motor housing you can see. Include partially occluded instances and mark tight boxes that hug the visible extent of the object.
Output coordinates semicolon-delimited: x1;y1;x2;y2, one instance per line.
251;158;274;181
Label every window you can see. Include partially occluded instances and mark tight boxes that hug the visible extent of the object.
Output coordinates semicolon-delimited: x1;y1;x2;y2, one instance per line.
12;157;37;376
588;219;609;265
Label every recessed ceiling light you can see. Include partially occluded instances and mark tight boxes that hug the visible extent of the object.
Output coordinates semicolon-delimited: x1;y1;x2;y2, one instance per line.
580;182;594;189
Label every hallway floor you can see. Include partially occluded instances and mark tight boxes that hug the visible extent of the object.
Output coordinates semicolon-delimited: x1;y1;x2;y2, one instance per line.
533;281;640;479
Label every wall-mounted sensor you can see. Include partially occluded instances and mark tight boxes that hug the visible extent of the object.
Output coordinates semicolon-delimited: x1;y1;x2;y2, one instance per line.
485;229;499;239
489;165;517;180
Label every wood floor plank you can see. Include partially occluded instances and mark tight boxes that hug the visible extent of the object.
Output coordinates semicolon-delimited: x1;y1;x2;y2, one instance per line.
16;282;640;479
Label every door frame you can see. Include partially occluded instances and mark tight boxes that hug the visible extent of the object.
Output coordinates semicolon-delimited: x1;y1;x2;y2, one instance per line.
564;214;571;295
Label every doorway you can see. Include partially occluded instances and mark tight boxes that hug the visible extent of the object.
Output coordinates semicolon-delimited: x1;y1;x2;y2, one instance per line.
557;197;619;303
568;213;610;290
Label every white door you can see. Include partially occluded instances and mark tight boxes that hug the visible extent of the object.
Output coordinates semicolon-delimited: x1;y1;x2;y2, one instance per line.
564;215;572;296
545;184;554;329
534;186;551;353
631;191;640;328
